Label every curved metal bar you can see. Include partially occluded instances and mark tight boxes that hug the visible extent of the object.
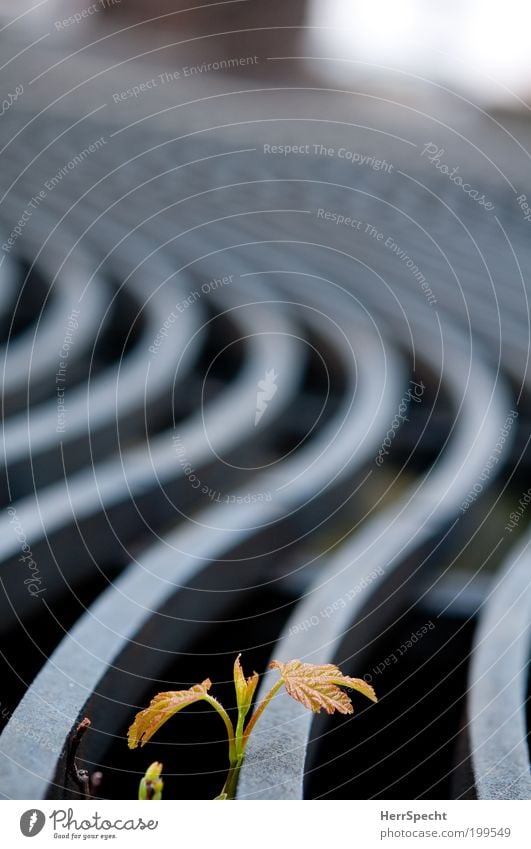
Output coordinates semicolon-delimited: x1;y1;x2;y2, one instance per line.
238;323;513;799
467;533;531;799
0;238;108;413
0;280;305;631
0;255;17;331
0;285;403;799
1;266;203;485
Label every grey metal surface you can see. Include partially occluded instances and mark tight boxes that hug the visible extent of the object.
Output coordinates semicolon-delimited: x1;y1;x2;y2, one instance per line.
0;281;304;630
238;327;513;798
468;533;531;800
1;268;203;482
0;30;530;801
1;251;107;412
0;280;403;799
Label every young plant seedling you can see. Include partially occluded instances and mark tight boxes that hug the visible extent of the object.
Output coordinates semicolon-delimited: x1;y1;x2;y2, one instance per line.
128;655;377;800
138;762;164;801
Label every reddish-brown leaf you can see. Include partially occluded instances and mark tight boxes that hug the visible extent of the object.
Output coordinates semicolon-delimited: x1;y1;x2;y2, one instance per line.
128;680;212;748
270;660;377;715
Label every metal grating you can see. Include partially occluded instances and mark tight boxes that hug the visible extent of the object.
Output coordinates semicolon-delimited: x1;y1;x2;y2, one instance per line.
0;36;530;801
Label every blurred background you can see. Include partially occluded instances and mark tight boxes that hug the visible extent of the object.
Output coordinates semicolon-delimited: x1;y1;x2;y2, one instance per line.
3;0;531;103
0;0;530;804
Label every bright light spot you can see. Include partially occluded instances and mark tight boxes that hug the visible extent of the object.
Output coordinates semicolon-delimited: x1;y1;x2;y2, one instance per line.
307;0;531;105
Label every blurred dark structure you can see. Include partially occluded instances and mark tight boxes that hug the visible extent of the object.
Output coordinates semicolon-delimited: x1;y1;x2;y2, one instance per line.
105;0;310;76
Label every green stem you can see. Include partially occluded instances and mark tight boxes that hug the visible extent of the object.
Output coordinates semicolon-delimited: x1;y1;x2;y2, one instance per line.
242;680;283;750
220;752;244;800
210;679;285;799
203;694;238;785
235;701;250;751
224;703;252;801
218;680;284;799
